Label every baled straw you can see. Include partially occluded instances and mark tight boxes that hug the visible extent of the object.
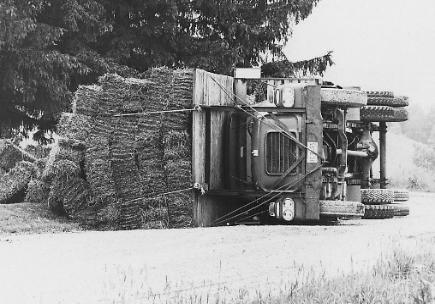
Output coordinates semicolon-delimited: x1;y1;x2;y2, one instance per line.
25;179;49;204
0;161;38;204
0;139;36;171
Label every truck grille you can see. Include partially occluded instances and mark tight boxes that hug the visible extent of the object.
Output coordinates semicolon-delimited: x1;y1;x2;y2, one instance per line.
266;132;297;174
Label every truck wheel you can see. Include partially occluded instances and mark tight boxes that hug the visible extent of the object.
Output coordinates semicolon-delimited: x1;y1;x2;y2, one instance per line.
361;189;394;204
321;88;367;107
367;96;409;107
319;200;365;217
393;203;410;216
393;189;410;202
363;204;395;219
365;90;395;98
360;106;408;122
390;108;408;122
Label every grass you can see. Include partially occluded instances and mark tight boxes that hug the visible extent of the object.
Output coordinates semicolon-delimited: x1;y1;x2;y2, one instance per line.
108;241;435;304
0;202;81;234
262;250;435;304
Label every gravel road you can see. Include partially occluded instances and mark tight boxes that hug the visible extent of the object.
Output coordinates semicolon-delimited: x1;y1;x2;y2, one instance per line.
0;192;434;304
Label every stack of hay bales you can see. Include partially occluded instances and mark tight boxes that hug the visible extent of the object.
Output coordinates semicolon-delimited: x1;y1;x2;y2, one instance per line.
41;67;194;229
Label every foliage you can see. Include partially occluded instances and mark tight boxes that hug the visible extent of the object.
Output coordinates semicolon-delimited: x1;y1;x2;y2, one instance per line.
0;0;107;142
97;0;322;74
1;0;328;140
261;51;333;77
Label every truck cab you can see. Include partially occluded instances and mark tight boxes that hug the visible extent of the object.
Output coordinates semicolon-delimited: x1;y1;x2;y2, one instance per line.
222;74;366;223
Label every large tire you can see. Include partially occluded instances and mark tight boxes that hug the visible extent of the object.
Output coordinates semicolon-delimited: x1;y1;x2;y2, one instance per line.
393;189;410;202
319;200;365;217
360;106;408;122
361;189;394;204
389;108;408;122
363;204;396;219
393;203;410;216
365;90;394;98
321;88;367;107
367;97;409;107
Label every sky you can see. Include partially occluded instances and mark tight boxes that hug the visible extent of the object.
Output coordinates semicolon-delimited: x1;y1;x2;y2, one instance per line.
283;0;435;107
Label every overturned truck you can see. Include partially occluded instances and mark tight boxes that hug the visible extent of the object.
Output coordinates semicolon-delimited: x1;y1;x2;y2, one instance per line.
43;68;409;228
192;69;409;226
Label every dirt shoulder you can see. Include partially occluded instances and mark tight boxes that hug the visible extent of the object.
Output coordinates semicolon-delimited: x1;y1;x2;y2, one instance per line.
0;192;434;304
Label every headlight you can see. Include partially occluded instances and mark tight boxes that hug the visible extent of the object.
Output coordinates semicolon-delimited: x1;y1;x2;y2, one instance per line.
282;198;295;221
268;202;276;217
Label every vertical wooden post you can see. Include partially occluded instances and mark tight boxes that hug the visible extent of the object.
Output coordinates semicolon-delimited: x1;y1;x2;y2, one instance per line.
379;122;387;189
192;70;206;226
192;69;235;227
304;85;322;220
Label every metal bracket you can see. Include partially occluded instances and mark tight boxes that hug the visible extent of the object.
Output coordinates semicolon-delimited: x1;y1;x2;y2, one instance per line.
193;182;208;194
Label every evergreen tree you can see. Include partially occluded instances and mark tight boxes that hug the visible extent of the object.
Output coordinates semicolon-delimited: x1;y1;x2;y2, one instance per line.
97;0;325;74
0;0;106;141
1;0;330;140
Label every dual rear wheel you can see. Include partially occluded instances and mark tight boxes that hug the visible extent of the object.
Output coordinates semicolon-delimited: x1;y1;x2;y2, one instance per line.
360;188;410;219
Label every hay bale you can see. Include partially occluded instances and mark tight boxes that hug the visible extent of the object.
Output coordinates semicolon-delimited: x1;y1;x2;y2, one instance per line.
84;136;118;206
0;161;38;204
74;202;119;227
73;85;103;116
166;193;193;228
161;129;193;227
0;139;37;171
140;197;169;229
33;158;47;179
42;140;85;183
47;158;118;226
24;144;51;159
25;179;49;204
61;177;92;216
57;113;92;141
75;75;154;116
118;199;142;230
47;160;81;214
